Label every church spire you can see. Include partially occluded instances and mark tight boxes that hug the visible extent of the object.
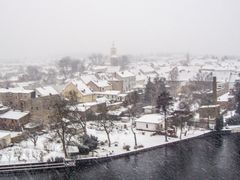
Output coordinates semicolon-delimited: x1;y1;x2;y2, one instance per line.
110;41;117;57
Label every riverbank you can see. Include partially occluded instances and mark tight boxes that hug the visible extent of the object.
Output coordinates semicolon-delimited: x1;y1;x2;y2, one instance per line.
75;129;215;166
0;129;231;175
85;121;212;158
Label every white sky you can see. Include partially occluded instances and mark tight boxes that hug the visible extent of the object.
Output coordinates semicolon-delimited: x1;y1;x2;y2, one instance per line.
0;0;240;59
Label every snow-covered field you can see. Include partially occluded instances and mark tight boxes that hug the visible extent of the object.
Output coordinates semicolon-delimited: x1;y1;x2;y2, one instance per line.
0;133;64;165
0;121;210;165
87;121;209;157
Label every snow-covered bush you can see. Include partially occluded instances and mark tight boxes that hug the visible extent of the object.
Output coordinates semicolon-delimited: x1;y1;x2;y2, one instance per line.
123;145;130;151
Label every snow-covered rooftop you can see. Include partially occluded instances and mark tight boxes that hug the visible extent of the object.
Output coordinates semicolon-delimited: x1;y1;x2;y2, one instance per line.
0;87;34;94
69;80;93;95
80;74;98;84
200;104;220;108
116;71;135;78
90;80;111;88
0;110;29;120
36;86;58;97
135;114;164;124
217;92;234;102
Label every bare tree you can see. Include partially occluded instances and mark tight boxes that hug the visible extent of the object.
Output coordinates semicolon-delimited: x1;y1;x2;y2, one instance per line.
89;53;105;65
156;91;173;142
45;68;57;84
50;98;78;158
192;71;213;92
70;104;88;135
126;91;140;148
97;105;114;147
128;107;138;148
26;131;39;147
26;65;43;81
57;57;85;80
173;101;192;139
57;56;72;80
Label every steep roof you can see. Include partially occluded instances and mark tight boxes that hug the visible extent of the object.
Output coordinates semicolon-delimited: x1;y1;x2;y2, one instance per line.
71;80;93;95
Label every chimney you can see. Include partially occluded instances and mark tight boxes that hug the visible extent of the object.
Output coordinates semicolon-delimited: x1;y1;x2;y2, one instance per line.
212;76;217;105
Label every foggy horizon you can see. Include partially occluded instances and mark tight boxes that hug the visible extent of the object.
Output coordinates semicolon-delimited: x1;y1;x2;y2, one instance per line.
1;0;240;60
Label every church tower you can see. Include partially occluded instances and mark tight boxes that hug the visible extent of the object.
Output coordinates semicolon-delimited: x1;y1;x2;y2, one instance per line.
110;42;118;66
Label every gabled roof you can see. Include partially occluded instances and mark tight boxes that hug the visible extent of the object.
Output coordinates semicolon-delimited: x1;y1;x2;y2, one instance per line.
68;80;93;95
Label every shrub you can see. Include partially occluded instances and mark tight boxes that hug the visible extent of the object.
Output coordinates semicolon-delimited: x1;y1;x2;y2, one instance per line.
78;145;90;155
55;157;64;162
123;145;130;151
82;134;98;151
100;141;105;146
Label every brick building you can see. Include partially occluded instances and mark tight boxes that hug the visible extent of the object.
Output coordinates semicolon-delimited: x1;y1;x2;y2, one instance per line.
0;110;30;131
0;87;35;110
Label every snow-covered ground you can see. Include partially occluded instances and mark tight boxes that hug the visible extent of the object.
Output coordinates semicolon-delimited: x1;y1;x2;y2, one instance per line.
87;121;210;157
0;133;64;165
0;121;210;164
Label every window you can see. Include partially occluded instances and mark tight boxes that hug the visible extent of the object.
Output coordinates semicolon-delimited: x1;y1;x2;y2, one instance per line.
146;124;148;128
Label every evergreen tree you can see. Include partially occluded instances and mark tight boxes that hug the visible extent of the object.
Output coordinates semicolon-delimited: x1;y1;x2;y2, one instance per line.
234;81;240;114
144;78;154;104
156;91;173;142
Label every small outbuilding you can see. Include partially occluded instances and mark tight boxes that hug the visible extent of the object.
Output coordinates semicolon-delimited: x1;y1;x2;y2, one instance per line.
0;110;30;131
135;114;164;131
142;106;155;114
0;132;11;149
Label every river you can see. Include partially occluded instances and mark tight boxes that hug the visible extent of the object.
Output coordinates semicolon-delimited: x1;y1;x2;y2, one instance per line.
2;133;240;180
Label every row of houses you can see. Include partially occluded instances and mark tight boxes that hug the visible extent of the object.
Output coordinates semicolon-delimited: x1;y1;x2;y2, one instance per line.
0;69;138;131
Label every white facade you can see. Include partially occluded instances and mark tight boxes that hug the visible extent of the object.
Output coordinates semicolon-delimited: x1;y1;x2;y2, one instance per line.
95;90;120;102
0;133;11;149
135;114;164;131
116;71;136;92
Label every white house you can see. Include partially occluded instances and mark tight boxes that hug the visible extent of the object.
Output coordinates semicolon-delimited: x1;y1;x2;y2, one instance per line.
115;71;136;92
135;114;164;131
